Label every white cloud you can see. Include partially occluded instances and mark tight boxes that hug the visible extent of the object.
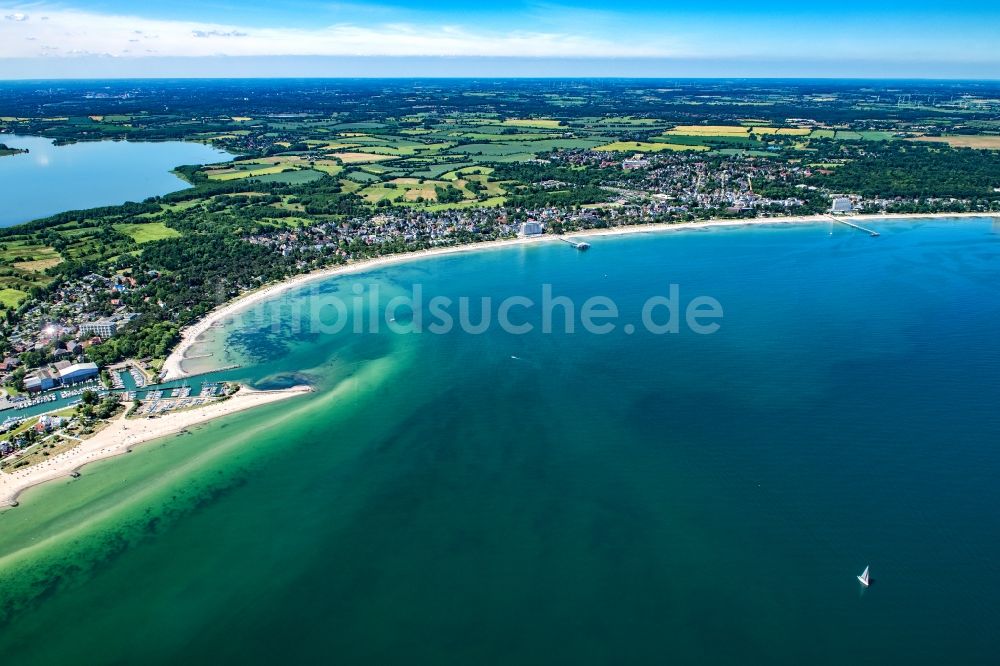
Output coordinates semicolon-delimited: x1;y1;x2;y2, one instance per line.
191;30;248;39
5;12;28;21
0;3;684;58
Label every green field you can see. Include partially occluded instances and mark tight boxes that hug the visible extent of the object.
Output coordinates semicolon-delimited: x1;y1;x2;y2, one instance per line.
595;141;710;153
830;130;895;141
0;240;59;264
425;195;507;212
250;169;326;185
441;166;493;181
751;127;812;136
448;138;606;158
714;149;777;157
666;125;752;136
311;161;344;176
359;177;472;204
331;152;399;165
345;170;382;183
593;116;669;127
114;222;182;244
0;287;27;308
206;165;287;181
500;118;565;129
652;135;749;146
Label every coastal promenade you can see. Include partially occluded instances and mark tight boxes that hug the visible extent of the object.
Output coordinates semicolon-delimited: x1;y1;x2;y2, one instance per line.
0;385;312;507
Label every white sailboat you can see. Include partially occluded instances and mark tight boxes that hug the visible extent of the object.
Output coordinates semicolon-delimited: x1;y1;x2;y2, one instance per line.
857;565;871;587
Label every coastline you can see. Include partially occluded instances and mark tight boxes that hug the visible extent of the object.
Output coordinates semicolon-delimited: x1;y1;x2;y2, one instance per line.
0;385;311;508
160;211;998;381
160;234;559;380
14;211;987;505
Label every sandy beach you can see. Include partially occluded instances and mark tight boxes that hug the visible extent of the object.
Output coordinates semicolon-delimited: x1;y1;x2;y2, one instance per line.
160;211;998;381
0;385;311;507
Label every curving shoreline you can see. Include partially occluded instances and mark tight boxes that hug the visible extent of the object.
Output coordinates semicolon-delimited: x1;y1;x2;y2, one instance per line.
160;211;998;381
18;211;990;506
0;385;312;508
159;234;556;380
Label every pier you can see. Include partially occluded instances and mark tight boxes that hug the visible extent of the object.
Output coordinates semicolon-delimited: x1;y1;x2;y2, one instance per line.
828;215;880;237
559;237;591;250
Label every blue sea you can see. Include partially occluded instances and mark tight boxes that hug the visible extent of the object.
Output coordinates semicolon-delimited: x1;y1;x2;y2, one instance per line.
1;217;999;664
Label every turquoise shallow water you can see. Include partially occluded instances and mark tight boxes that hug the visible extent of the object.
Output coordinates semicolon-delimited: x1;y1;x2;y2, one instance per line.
0;135;232;226
2;218;1000;664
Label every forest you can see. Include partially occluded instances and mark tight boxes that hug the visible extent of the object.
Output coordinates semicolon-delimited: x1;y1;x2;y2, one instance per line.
811;144;1000;199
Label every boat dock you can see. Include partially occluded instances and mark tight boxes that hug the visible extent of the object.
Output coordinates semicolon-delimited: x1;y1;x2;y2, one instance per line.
827;215;880;237
559;237;591;250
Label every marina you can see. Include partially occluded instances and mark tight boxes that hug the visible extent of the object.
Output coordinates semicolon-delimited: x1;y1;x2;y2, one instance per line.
0;376;241;425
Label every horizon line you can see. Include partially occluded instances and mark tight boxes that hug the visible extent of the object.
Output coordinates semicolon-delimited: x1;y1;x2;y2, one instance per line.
2;55;998;82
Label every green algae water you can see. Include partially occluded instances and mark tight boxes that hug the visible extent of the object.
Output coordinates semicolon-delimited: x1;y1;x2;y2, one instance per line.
2;218;1000;664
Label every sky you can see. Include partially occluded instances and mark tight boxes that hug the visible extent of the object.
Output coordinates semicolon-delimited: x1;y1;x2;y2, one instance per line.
1;0;998;79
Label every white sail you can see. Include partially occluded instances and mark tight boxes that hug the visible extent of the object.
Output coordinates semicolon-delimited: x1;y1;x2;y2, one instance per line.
858;566;870;586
